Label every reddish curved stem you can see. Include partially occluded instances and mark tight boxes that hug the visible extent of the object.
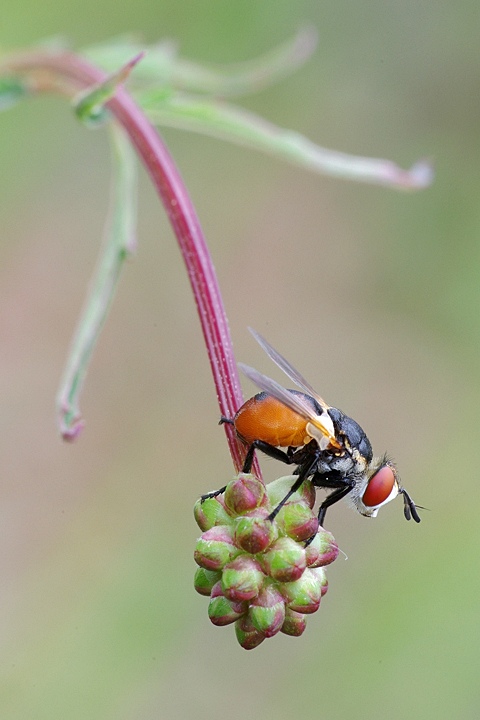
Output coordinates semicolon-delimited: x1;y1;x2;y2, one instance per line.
3;50;259;476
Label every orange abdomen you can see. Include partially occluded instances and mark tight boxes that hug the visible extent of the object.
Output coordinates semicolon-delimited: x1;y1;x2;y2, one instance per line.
234;393;309;448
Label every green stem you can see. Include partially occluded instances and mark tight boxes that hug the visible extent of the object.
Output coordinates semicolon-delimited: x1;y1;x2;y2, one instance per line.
57;123;137;439
1;49;252;473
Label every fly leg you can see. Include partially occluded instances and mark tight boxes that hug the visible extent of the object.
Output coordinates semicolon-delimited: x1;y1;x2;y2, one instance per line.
268;453;320;522
242;440;297;474
302;472;355;546
200;485;227;503
201;440;295;504
242;441;320;522
211;439;315;517
316;478;356;527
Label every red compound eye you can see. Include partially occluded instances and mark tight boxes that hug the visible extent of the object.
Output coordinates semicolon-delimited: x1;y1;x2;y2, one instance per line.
362;465;396;507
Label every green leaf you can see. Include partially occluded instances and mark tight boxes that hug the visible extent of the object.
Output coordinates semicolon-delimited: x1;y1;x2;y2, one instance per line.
82;36;177;88
57;123;138;439
73;52;145;126
82;28;317;97
166;26;317;97
140;91;433;189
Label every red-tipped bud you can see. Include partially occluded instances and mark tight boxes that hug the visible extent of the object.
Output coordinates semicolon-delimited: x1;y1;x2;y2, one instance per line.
235;614;266;650
221;554;265;602
262;536;306;582
224;474;267;515
311;566;328;596
249;582;286;637
195;475;338;646
194;497;232;532
194;525;240;571
305;528;339;568
194;567;222;596
266;475;315;509
208;582;247;626
276;502;319;542
279;568;323;614
234;508;278;554
214;492;237;517
281;607;307;637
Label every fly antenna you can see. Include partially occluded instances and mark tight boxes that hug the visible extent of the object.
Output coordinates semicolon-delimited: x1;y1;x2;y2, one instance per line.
400;488;422;523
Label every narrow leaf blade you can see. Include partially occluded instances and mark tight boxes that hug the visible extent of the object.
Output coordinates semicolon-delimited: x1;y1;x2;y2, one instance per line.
57;123;138;439
141;92;433;190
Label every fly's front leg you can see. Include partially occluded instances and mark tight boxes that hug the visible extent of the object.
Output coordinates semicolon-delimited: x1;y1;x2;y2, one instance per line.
317;479;356;527
202;440;295;504
303;472;355;546
268;453;319;522
200;485;227;503
242;442;319;523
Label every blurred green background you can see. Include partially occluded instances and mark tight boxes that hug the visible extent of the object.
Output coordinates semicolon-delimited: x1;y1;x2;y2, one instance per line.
1;1;479;719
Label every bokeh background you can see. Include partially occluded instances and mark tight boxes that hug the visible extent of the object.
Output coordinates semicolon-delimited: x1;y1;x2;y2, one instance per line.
1;1;479;719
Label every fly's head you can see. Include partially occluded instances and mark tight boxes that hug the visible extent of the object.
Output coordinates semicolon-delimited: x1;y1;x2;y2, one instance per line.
326;408;421;523
350;457;421;523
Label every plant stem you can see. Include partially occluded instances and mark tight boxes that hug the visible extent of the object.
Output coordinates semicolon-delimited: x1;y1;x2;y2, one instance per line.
57;122;138;440
1;50;254;474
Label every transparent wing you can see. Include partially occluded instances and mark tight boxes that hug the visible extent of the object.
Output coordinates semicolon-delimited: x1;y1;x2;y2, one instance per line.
239;363;320;421
238;362;340;449
248;328;330;411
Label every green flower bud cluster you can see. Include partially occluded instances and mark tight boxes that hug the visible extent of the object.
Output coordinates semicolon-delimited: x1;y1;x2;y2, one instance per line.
194;473;338;649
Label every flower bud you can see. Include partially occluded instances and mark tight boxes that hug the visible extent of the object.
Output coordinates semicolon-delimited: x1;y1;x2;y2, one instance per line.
208;582;246;626
234;508;278;554
249;582;286;637
266;475;315;509
195;472;338;646
235;614;266;650
305;528;339;568
194;525;240;571
279;568;323;614
310;566;328;596
262;536;306;582
276;502;319;542
214;492;238;518
221;554;265;602
194;497;232;532
224;474;267;515
281;608;307;637
194;567;222;596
